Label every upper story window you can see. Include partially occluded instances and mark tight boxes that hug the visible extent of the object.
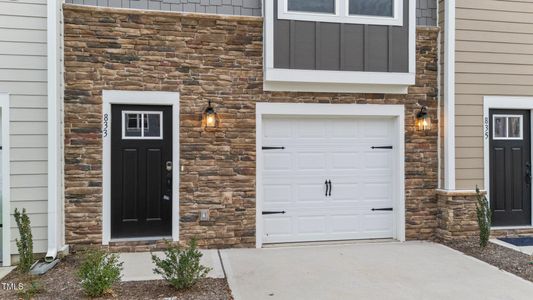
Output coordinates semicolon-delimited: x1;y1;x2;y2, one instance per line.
279;0;403;26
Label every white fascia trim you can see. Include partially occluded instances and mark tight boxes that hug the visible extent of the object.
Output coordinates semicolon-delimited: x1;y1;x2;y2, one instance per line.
0;93;10;266
102;90;180;245
265;69;415;85
264;0;416;92
255;103;406;248
46;0;63;262
483;96;533;226
277;0;403;26
264;81;409;94
443;0;456;190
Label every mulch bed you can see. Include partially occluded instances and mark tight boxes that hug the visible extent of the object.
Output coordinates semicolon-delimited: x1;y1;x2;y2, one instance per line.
0;254;233;300
444;238;533;283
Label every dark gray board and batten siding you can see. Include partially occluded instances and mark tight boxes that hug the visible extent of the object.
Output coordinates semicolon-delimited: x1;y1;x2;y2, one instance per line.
273;0;409;73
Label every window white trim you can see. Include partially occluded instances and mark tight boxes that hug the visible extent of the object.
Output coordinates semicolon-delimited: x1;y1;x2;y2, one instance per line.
483;96;533;227
255;103;405;248
278;0;403;26
492;114;523;140
102;90;180;244
0;93;10;266
121;111;164;140
264;0;415;93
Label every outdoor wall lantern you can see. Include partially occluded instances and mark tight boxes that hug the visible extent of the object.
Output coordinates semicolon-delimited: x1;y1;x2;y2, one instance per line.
416;106;431;131
203;100;218;129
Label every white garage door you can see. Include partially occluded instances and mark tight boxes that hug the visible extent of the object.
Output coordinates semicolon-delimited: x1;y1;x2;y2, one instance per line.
261;116;396;244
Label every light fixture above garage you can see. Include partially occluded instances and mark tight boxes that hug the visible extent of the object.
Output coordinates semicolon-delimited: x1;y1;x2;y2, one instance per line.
203;100;218;129
416;106;431;131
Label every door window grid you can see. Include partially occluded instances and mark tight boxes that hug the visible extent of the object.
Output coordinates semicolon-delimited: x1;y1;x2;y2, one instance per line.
122;111;163;140
493;114;523;140
279;0;403;26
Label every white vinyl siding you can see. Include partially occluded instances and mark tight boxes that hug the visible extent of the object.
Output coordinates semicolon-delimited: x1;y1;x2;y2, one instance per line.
0;0;48;254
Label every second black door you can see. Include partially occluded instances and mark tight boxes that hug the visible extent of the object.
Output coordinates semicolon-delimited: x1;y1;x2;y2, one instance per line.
490;109;531;226
111;105;173;238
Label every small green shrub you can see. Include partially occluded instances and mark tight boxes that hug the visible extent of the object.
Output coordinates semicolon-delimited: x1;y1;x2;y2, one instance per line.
475;185;491;248
14;208;34;273
17;280;42;300
77;249;123;298
152;239;211;290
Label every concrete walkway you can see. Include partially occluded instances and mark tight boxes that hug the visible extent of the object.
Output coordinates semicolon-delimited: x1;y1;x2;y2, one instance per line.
221;241;533;300
491;238;533;256
119;250;224;281
0;266;15;280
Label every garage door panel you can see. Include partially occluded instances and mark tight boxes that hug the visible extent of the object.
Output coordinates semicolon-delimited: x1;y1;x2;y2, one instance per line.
364;152;393;169
362;183;392;199
263;153;291;170
362;214;394;233
297;152;327;170
296;120;327;138
263;184;292;204
329;214;361;234
296;184;326;202
264;119;292;138
332;120;359;138
262;116;396;244
264;216;292;237
331;152;361;169
328;183;361;202
362;119;393;137
297;216;327;235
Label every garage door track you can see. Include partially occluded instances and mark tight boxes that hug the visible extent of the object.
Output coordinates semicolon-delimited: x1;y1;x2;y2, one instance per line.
220;241;533;300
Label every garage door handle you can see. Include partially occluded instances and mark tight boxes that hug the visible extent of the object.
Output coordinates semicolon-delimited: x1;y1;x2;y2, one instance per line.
328;180;332;196
371;146;393;149
325;180;329;196
372;208;393;211
262;211;286;215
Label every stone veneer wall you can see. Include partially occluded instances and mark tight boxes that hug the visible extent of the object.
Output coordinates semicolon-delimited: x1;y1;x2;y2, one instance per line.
435;190;480;241
63;4;439;249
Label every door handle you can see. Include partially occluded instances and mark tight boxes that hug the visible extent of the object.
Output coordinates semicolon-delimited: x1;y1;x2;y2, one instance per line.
325;180;329;197
526;162;531;185
328;180;332;197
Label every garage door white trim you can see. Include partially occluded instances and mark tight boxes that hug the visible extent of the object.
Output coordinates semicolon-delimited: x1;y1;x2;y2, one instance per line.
255;103;405;248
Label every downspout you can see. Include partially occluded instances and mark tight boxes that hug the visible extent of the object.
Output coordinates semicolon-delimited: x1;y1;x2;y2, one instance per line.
45;0;61;262
444;0;456;190
436;0;441;189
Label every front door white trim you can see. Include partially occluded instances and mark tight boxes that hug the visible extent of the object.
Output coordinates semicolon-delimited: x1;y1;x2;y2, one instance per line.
483;96;533;227
0;93;10;266
255;103;406;248
102;90;180;245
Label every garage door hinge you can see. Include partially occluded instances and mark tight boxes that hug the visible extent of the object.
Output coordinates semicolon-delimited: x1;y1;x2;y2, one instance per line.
371;146;393;149
262;211;286;215
262;146;285;150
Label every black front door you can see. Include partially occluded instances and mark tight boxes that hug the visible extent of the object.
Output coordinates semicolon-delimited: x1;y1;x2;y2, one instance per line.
490;109;532;226
111;105;172;238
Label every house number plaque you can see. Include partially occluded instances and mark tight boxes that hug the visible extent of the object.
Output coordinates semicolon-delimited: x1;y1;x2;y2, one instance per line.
103;113;109;137
484;116;489;140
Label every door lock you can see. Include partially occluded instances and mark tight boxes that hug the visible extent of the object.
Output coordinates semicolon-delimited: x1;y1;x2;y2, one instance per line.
166;161;172;172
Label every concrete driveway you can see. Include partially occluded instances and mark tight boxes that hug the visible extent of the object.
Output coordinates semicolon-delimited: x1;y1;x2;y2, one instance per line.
220;241;533;300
